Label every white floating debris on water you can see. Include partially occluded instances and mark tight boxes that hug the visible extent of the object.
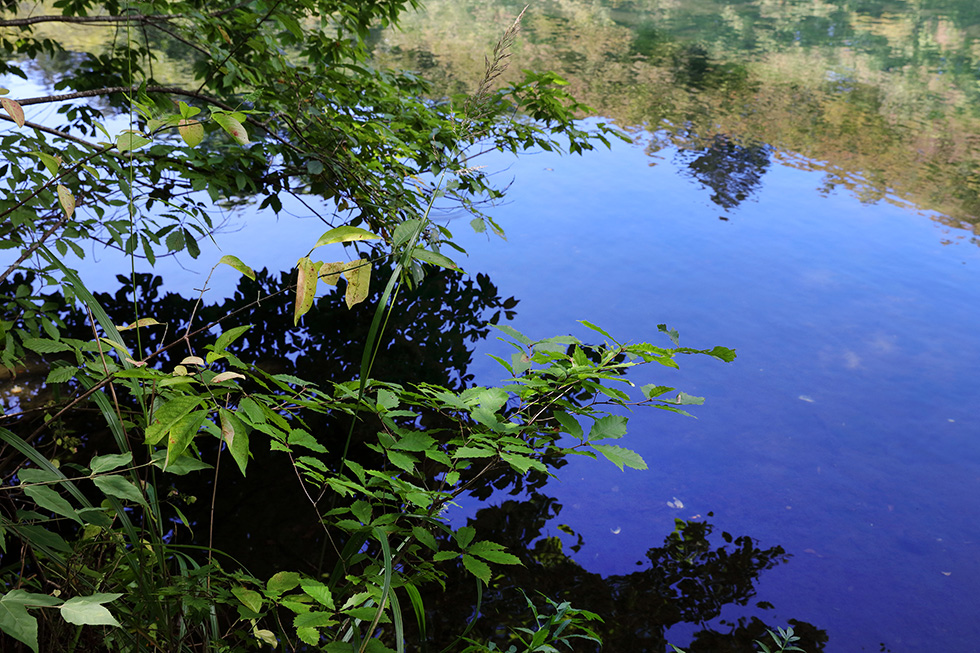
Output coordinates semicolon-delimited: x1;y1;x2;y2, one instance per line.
798;395;815;402
610;526;621;534
667;497;684;509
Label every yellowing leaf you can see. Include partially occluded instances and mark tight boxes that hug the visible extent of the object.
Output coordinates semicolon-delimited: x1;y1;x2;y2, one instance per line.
210;371;245;384
178;118;204;147
311;226;381;250
56;185;74;219
342;259;371;309
32;152;61;175
180;356;205;366
1;97;25;127
293;257;319;325
218;254;256;281
116;317;164;331
317;261;344;286
212;113;248;145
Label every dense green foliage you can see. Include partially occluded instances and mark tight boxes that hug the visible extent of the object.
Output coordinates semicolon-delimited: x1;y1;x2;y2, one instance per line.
0;0;758;651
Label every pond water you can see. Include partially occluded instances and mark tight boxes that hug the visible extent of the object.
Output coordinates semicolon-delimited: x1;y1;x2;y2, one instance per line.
3;0;980;651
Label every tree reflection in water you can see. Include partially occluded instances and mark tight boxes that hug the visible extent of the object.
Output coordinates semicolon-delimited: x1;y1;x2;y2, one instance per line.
421;493;827;652
0;268;825;650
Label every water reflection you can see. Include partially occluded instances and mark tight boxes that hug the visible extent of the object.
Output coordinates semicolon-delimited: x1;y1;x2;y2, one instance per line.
422;493;828;652
374;0;980;241
0;269;826;648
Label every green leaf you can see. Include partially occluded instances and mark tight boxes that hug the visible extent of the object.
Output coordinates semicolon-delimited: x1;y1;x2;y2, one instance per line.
231;587;263;614
588;415;628;441
410;247;458;270
579;320;617;343
466;540;521;565
116;132;152;152
296;625;320;646
149;450;212;475
311;226;381;250
21;338;71;354
0;590;45;652
392;431;434;452
591;444;648;471
301;581;335;609
212;113;249;144
90;452;133;474
145;396;202;445
455;526;476;549
412;526;437;551
22;485;81;524
165;409;208;467
553;411;582;439
461;554;491;585
213;324;251;352
218;254;256;281
178;118;204;147
267;571;301;597
59;593;122;626
45;366;76;384
92;475;148;507
220;408;250;476
294;611;336;628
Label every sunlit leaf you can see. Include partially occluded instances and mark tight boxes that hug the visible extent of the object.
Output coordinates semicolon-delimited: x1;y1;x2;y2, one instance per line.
410;247;458;270
116;317;164;331
212;113;248;144
591;443;647;471
178;118;204;147
56;185;74;219
210;371;245;384
461;554;491;585
59;594;122;626
218;254;256;281
311;226;381;250
1;97;25;127
317;261;344;286
116;132;152;152
342;259;371;309
294;257;318;324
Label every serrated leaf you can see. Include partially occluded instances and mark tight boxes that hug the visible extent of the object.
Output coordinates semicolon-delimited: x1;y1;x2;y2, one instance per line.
311;226;381;250
294;257;318;325
466;540;522;565
342;259;371;309
412;526;437;551
116;317;164;331
21;338;71;354
59;594;122;626
455;526;476;549
461;554;491;585
294;612;336;628
178;118;204;147
45;366;76;384
301;581;335;609
588;415;628;441
1;97;25;127
591;443;647;471
218;254;255;281
212;113;248;144
116;132;152;152
296;626;320;646
553;411;583;439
